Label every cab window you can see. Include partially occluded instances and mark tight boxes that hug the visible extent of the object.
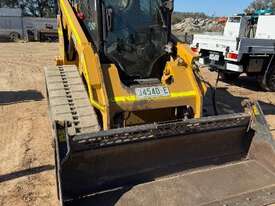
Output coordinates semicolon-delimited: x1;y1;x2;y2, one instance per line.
79;0;98;43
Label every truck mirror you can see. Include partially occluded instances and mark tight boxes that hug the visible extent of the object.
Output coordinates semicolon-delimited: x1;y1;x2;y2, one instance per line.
106;8;113;32
162;0;174;11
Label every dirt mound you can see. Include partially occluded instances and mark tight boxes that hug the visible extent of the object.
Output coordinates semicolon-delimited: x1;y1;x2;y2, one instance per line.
172;17;227;34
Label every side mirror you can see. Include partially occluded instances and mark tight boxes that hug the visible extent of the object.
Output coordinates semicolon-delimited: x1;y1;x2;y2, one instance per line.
163;0;174;11
106;8;113;32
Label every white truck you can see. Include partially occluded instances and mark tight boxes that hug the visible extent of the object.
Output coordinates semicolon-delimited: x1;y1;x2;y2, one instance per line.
191;15;275;91
0;8;57;41
23;17;58;41
0;8;23;41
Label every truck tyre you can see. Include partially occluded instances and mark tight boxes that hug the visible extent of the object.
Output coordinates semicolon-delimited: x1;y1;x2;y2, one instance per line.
257;75;267;91
9;32;20;41
220;72;240;81
259;56;275;92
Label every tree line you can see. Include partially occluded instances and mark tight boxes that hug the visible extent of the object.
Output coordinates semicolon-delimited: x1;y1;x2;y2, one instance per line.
0;0;57;17
172;0;275;24
246;0;275;13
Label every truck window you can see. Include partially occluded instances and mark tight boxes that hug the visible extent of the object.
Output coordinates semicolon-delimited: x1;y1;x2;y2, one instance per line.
228;17;241;23
70;0;79;5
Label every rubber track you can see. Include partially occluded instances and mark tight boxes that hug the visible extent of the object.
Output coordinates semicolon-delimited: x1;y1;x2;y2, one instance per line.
44;65;100;136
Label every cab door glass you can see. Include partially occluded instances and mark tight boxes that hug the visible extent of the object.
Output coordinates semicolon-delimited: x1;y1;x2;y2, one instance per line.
79;0;98;42
103;0;168;79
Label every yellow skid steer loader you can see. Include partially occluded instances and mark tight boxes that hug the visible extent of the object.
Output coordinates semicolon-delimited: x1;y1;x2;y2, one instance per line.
45;0;275;205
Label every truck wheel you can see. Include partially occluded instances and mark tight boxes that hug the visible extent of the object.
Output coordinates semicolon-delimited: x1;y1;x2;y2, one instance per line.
259;57;275;92
266;68;275;92
220;72;240;81
257;76;267;91
9;32;20;41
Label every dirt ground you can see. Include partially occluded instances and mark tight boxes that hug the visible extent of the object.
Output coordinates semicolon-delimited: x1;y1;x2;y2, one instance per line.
0;42;274;206
201;68;275;138
0;43;58;206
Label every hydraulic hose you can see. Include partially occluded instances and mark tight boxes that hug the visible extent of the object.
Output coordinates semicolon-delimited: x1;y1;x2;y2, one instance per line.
193;61;219;115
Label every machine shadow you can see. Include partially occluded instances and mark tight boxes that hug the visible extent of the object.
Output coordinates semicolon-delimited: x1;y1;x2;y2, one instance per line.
0;90;44;105
222;75;265;92
0;165;54;183
204;87;275;116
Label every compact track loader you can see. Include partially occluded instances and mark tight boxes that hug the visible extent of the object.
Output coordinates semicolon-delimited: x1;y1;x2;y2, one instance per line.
45;0;275;205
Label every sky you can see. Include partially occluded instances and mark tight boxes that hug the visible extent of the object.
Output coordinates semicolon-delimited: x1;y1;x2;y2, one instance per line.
174;0;253;16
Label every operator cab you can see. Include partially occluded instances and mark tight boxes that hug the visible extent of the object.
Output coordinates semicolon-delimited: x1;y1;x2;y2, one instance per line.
75;0;174;84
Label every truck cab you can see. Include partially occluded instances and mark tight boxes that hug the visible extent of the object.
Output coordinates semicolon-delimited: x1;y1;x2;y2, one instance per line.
223;16;249;38
191;14;275;91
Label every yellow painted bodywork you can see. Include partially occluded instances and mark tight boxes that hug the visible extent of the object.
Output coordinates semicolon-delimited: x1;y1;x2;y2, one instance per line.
57;0;206;130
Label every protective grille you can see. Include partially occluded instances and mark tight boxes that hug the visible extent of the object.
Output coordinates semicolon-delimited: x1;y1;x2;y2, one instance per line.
71;113;251;151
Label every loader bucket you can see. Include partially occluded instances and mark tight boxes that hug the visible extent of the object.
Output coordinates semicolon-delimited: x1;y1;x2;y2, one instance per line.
54;102;275;206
